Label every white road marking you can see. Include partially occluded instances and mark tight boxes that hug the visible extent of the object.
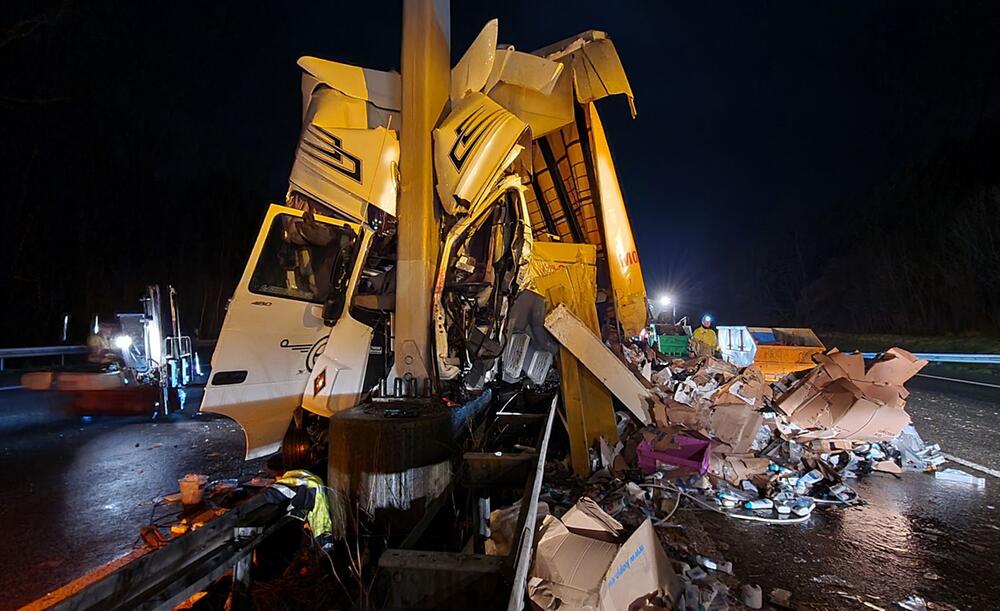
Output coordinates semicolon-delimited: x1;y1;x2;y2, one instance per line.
944;453;1000;479
917;373;1000;389
0;385;24;391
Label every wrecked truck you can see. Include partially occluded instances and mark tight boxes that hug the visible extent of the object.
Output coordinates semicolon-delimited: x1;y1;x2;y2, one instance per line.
200;23;650;482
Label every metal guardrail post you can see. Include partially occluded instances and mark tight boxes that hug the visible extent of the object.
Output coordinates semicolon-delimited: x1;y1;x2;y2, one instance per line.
506;394;557;611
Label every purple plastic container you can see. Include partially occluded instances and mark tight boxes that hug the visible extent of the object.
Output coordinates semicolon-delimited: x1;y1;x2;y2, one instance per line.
637;434;712;474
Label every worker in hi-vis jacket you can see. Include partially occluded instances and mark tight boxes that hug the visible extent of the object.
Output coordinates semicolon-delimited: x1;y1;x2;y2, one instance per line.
691;314;719;358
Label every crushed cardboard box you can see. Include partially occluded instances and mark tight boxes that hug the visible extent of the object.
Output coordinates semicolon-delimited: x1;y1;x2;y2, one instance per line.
774;348;927;442
561;496;624;543
712;455;772;486
708;403;764;454
529;499;680;610
486;500;549;556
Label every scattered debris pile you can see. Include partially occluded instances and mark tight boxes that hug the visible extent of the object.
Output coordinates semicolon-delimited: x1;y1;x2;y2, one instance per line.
622;347;953;522
515;346;975;610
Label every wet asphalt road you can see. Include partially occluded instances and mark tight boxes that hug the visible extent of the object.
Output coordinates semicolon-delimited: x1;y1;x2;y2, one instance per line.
0;387;267;610
0;369;997;610
690;368;1000;610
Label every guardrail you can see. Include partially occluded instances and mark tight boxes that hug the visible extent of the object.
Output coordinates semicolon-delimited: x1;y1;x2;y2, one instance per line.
861;352;1000;365
0;345;89;370
0;341;217;371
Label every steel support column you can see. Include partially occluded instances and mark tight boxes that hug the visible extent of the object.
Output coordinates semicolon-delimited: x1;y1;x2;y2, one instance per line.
393;0;450;384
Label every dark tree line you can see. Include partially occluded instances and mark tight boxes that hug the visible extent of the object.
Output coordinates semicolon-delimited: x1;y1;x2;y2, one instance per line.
0;2;291;347
740;122;1000;337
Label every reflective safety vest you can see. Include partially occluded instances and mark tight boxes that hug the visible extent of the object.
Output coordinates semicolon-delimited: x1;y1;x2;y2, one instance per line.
691;326;719;357
272;470;334;542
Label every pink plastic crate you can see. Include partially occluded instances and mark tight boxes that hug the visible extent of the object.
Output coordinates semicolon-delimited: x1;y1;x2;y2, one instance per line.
637;434;712;474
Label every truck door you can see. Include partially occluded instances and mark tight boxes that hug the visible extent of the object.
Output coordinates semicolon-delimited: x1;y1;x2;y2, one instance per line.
202;204;368;459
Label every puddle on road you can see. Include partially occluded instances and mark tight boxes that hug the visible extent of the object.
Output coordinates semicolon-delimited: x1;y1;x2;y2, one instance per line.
699;473;1000;609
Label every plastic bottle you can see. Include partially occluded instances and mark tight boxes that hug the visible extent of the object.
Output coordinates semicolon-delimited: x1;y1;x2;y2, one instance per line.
743;498;774;510
791;498;815;516
795;469;823;494
717;491;742;508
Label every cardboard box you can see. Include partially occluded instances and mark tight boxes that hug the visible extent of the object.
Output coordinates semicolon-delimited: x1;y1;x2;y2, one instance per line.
531;515;619;608
712;455;771;485
598;520;681;611
713;364;772;407
708;403;764;454
774;348;925;442
652;398;707;431
561;497;624;543
486;501;550;556
529;510;680;611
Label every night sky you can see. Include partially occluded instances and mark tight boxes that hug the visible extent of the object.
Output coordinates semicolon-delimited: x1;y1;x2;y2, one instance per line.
2;1;998;343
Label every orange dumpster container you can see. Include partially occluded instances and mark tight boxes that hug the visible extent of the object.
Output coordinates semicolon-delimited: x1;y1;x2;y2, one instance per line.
748;327;825;381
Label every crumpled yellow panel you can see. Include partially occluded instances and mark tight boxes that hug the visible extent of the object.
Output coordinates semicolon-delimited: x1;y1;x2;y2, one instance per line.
528;242;617;476
587;104;648;338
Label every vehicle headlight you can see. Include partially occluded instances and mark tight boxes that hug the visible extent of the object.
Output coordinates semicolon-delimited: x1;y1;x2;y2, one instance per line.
114;335;133;350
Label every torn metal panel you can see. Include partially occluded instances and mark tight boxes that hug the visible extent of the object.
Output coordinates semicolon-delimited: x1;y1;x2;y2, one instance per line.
544;304;651;425
485;48;563;96
432;175;533;381
529;242;617;475
568;37;636;116
451;19;499;103
298;56;401;115
433;92;530;216
485;50;571;137
534;30;636;117
431;91;534;383
291;57;401;220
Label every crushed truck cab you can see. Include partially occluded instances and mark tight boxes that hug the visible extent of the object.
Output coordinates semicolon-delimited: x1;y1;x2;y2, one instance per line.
203;24;650;466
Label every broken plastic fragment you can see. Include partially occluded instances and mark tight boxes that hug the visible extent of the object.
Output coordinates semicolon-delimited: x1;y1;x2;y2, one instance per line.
935;468;986;488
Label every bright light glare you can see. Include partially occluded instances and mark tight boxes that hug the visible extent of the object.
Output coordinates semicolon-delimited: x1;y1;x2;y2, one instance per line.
658;294;673;307
114;334;133;350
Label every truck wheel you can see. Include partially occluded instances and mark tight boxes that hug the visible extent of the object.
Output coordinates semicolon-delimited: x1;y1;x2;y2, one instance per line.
281;425;313;469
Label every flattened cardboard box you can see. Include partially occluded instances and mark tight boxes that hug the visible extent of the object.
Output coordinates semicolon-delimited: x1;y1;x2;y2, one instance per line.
530;503;680;610
708;403;764;454
775;348;925;442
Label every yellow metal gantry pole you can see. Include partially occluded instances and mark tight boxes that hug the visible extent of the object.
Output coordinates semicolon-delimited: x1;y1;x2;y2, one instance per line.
392;0;450;387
